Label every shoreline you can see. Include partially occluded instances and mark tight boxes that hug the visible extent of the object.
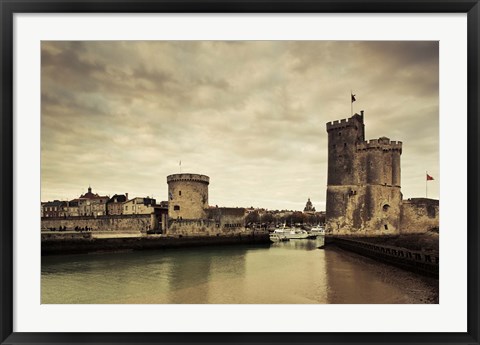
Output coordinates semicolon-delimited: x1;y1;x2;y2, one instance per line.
326;233;439;278
41;232;270;256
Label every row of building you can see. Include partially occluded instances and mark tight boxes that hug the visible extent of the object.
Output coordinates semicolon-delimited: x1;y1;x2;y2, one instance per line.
41;187;166;218
43;186;322;220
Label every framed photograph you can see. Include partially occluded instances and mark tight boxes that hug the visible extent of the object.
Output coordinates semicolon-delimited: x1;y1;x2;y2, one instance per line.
1;1;478;344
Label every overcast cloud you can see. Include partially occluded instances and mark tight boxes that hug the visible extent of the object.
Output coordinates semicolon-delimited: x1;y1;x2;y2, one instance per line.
41;41;439;211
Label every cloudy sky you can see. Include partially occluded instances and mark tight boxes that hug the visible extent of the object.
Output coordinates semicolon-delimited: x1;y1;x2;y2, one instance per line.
41;41;439;211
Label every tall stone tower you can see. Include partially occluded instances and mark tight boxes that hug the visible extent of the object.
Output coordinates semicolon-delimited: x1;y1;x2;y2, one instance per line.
325;111;402;236
167;173;209;220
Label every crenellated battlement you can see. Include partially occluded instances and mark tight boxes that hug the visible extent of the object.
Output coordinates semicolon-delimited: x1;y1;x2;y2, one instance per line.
167;173;210;184
356;138;402;152
326;112;364;132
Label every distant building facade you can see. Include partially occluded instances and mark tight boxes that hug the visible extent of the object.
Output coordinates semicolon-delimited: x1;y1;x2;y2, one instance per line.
42;200;64;218
65;199;80;217
123;197;156;215
78;186;109;216
107;194;127;215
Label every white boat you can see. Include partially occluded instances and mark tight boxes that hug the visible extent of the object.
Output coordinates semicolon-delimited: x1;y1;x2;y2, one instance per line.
273;228;310;239
269;233;289;242
309;225;325;236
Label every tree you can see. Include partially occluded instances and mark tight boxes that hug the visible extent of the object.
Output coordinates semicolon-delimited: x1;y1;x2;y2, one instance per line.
262;213;274;225
245;211;260;226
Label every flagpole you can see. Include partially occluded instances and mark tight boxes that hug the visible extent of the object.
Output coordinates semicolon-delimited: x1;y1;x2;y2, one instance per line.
351;90;353;116
426;171;428;198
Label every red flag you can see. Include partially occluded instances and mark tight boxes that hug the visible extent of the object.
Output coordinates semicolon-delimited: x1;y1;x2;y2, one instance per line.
426;174;434;181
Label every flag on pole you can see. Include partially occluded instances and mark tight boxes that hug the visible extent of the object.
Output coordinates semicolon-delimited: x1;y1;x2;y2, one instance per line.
179;160;181;166
426;174;434;181
351;93;356;103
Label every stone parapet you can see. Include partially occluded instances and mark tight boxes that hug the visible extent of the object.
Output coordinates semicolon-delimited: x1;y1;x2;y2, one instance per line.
167;173;210;184
326;113;364;132
356;138;402;152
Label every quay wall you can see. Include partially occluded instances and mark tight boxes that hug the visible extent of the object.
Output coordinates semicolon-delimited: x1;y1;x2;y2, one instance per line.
330;237;438;277
41;232;93;241
41;233;270;255
41;214;153;232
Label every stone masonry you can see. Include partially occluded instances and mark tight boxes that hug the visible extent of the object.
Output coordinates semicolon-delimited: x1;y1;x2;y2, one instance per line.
166;173;246;236
326;112;403;235
167;173;209;220
325;112;438;236
400;198;439;234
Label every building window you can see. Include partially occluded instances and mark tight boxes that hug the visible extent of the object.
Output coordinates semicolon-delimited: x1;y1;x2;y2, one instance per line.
179;191;182;196
338;132;341;136
174;205;180;211
384;224;389;230
382;204;390;212
344;143;347;148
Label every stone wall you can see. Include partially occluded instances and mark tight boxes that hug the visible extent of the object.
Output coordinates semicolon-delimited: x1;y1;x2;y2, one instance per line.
41;214;153;232
167;218;247;237
400;198;439;234
326;114;365;186
326;184;402;236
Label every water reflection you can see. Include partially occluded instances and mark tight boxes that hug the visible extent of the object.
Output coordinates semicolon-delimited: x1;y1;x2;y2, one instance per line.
270;237;324;251
165;247;248;303
323;248;439;304
42;240;437;304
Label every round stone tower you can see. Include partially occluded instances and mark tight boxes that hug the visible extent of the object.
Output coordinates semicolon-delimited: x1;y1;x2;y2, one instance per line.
166;173;209;220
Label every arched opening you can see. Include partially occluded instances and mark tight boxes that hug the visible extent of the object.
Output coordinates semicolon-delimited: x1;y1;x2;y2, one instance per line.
382;204;390;212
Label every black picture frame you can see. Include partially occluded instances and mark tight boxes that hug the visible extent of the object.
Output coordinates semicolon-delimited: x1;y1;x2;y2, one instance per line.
1;1;479;344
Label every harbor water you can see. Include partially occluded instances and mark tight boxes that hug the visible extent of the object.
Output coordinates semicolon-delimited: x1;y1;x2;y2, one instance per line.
41;239;438;304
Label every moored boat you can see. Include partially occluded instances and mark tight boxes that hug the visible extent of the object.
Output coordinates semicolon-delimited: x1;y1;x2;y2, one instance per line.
269;233;289;242
273;228;310;239
309;225;325;237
